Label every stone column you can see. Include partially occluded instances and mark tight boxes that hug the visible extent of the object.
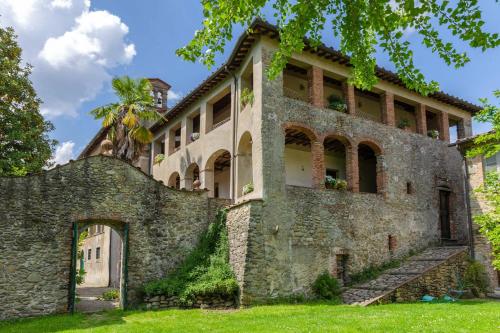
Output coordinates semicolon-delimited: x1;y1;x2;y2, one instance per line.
381;92;395;127
308;66;324;108
347;145;359;192
416;103;427;135
342;81;356;115
311;141;325;189
437;111;450;142
376;155;386;197
199;169;214;197
457;118;473;139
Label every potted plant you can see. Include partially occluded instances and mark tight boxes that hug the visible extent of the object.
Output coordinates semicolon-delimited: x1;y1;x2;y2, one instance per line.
242;182;254;195
190;132;200;141
335;179;348;190
241;88;254;108
154;154;165;165
327;94;347;112
397;119;411;131
325;175;337;189
427;129;439;139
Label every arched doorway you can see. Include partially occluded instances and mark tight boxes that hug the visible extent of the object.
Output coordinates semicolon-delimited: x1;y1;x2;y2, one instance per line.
70;220;128;313
323;135;348;187
358;142;382;193
205;150;231;198
237;132;253;197
284;127;316;187
167;172;181;189
185;163;200;191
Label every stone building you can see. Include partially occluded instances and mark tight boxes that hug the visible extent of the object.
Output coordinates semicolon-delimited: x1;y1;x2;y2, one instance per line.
79;225;122;288
79;19;480;303
455;133;499;290
77;78;171;291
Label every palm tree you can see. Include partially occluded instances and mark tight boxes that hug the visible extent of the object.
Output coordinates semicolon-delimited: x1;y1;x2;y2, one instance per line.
91;76;164;162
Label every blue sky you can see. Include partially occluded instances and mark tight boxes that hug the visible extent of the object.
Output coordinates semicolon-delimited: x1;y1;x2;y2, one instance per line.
1;0;499;162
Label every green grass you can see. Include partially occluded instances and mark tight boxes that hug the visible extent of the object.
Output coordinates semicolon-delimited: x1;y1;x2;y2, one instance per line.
0;300;498;333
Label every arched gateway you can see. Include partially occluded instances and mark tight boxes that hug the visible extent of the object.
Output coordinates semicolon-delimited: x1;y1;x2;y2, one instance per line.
0;156;214;320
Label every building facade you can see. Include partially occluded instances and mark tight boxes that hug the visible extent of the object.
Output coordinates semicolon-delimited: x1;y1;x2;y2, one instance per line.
80;20;480;302
456;135;499;290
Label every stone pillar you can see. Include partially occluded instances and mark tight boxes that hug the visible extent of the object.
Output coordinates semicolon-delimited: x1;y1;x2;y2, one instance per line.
308;66;324;108
416;103;427;135
342;81;356;115
199;169;214;197
437;111;450;142
376;155;386;196
457;118;473;139
381;92;395;127
181;177;193;191
347;145;359;192
311;141;325;189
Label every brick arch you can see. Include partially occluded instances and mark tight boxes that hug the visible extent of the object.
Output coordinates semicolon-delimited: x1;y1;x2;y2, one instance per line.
356;139;385;194
356;138;384;156
167;171;181;189
282;122;319;143
0;156;212;319
320;132;354;148
321;133;355;191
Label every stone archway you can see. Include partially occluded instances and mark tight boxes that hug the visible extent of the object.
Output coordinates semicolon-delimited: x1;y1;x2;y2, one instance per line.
0;156;213;320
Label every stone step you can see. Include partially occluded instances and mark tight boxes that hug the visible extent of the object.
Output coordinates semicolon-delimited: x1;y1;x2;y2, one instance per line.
342;246;468;306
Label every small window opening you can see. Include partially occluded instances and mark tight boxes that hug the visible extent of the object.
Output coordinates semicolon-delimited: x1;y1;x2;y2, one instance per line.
96;247;101;260
336;254;348;285
388;235;397;253
87;249;92;260
406;182;413;194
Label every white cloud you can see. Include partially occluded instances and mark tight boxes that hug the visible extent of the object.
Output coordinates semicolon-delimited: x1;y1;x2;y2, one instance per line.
167;90;182;103
50;141;75;165
0;0;135;118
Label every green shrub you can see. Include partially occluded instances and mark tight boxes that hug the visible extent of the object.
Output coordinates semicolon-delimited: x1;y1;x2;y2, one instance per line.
312;272;341;300
102;289;119;301
241;88;254;107
464;260;490;297
327;94;347;112
76;268;86;285
348;259;401;286
143;209;238;305
242;182;254;195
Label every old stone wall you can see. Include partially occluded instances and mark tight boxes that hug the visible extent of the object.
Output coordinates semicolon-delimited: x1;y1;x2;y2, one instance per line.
237;45;469;302
0;156;214;320
467;155;498;289
377;249;469;303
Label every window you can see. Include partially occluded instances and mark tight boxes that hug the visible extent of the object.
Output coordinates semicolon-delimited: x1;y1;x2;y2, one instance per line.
212;93;231;128
326;168;338;179
96;247;101;260
485;154;499;172
186;110;201;144
168;123;182;154
87;249;92;260
406;182;413;194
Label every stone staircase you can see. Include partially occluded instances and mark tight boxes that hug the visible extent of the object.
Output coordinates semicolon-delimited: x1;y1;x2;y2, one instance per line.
342;246;469;306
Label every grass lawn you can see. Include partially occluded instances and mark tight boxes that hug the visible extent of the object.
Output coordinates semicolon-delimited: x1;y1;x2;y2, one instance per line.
0;300;498;333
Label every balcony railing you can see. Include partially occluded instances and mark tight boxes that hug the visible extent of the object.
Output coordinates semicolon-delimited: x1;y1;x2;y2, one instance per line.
283;87;308;103
356;110;381;123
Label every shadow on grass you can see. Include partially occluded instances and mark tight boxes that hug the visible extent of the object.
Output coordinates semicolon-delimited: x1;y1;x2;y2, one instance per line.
0;309;127;333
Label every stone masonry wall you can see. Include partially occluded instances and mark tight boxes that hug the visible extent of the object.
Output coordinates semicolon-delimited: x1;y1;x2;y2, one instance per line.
467;155;498;289
239;45;469;302
0;156;214;320
378;249;469;303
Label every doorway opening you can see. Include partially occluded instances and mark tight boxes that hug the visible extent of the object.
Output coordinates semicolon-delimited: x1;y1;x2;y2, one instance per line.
70;221;128;313
439;190;451;239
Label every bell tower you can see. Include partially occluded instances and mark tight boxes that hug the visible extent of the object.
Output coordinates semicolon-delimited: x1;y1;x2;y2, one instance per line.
148;78;171;112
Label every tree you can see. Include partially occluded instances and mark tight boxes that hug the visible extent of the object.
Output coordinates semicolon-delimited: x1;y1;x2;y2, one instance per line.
91;76;163;162
177;0;499;95
0;27;56;176
466;92;499;270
